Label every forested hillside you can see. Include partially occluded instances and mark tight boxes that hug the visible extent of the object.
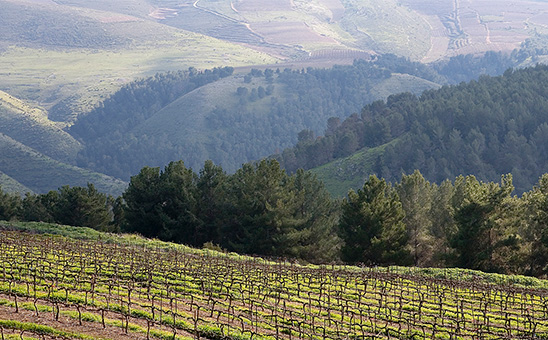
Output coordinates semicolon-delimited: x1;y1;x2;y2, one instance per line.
70;56;432;178
69;51;535;181
276;64;548;194
2;46;536;194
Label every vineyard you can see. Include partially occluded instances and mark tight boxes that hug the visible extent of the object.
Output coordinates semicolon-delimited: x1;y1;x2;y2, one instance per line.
0;226;547;339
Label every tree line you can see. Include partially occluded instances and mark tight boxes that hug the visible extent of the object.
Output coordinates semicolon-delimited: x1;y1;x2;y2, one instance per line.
1;160;548;277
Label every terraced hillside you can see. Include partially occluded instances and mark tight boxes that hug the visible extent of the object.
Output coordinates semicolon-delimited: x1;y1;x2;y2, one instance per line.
0;222;546;339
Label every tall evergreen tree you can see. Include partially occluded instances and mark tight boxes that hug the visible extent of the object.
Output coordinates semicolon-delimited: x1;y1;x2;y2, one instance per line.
275;169;341;263
396;171;435;266
196;160;227;246
123;161;199;244
451;175;515;272
123;166;163;238
0;186;21;221
221;159;295;256
339;175;411;265
53;183;112;230
521;174;548;276
157;161;199;244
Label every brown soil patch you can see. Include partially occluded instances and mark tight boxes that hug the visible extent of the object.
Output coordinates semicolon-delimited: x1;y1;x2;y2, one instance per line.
250;22;337;44
0;296;195;340
0;305;134;339
233;0;292;12
149;7;178;20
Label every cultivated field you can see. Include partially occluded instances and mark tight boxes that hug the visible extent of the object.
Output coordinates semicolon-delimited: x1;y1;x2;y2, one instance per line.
400;0;548;60
0;223;546;339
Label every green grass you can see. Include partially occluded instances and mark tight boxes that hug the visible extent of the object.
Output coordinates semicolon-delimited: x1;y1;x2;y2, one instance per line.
338;0;432;60
311;138;400;197
0;43;277;116
0;0;278;116
370;73;442;99
0;319;99;340
0;172;32;195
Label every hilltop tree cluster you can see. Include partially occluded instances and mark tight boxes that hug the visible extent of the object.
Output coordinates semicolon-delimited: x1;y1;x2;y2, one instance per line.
2;160;548;277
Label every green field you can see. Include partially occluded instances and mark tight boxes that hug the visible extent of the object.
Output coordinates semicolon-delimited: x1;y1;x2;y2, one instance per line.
0;221;546;339
311;139;400;197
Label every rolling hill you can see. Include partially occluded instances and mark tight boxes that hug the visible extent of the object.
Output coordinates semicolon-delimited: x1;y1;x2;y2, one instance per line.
71;58;445;179
0;90;81;164
2;0;548;194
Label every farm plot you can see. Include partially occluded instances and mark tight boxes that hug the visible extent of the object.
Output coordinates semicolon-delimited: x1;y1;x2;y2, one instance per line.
233;0;293;13
1;230;547;339
249;22;337;45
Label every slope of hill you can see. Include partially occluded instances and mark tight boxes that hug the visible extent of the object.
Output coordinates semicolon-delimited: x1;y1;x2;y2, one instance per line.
310;138;400;197
0;133;126;196
0;222;546;340
277;64;548;195
0;171;32;194
0;0;278;116
0;91;81;163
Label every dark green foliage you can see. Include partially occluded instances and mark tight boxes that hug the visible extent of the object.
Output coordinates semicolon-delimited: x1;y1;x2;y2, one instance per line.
19;192;55;223
221;160;293;255
53;183;113;230
123;161;198;243
220;161;341;261
450;175;515;272
70;56;450;179
70;50;539;181
521;174;548;276
16;184;115;231
121;160;340;262
339;175;410;265
122;166;163;238
0;186;21;221
278;169;340;263
156;161;199;244
195;160;227;246
433;50;520;84
278;64;548;194
396;171;435;266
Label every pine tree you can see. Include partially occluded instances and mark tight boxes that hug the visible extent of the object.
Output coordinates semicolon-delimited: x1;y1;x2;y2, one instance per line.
451;174;514;272
396;170;435;266
339;175;411;265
